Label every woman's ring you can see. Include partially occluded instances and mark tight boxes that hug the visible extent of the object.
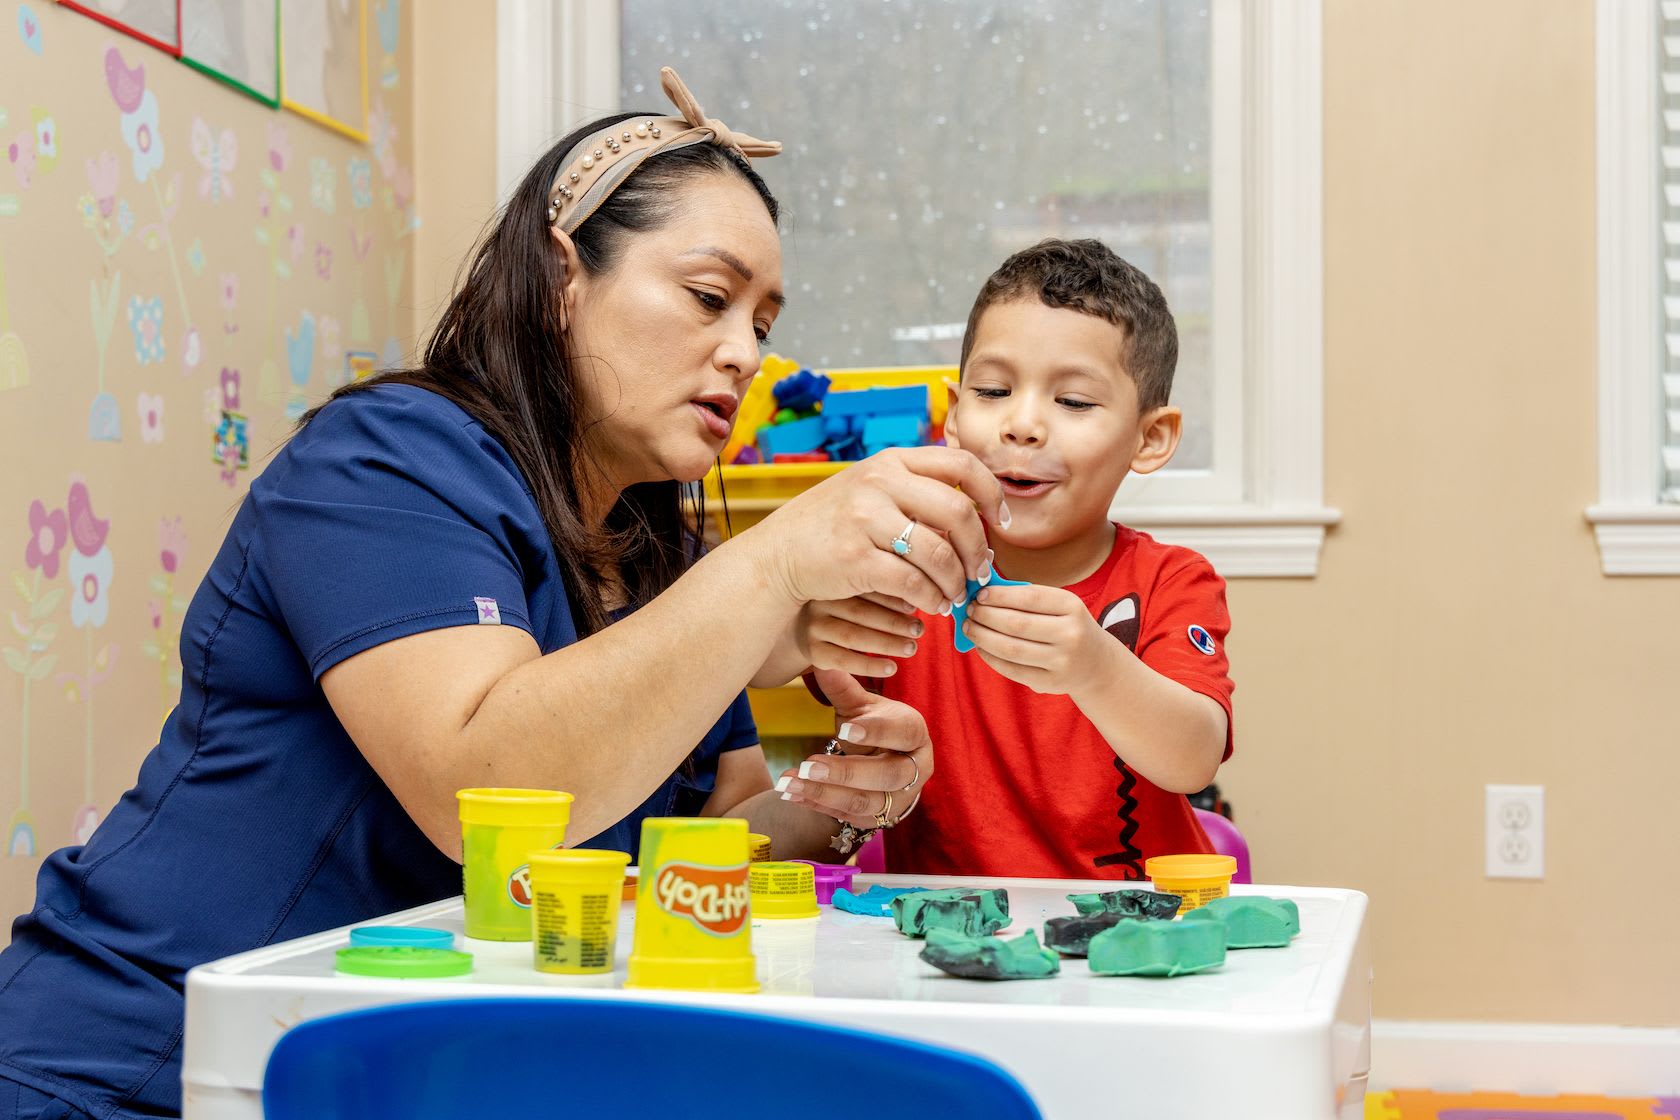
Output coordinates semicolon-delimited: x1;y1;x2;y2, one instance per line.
874;789;895;829
899;754;920;792
890;521;915;557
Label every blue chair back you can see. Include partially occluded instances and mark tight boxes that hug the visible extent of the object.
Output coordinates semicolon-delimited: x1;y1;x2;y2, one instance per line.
263;997;1043;1119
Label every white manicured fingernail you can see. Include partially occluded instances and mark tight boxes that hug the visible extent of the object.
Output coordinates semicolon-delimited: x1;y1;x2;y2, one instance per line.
798;760;832;781
979;550;994;584
998;501;1012;529
939;601;952;617
774;775;793;792
839;722;866;744
953;590;968;608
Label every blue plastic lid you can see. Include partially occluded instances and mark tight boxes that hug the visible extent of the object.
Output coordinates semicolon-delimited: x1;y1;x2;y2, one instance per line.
349;925;456;950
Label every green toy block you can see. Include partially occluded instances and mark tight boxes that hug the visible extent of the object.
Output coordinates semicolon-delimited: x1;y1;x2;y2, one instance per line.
1087;917;1227;977
891;887;1011;939
919;928;1060;980
1042;911;1146;957
1066;888;1181;921
1179;896;1299;948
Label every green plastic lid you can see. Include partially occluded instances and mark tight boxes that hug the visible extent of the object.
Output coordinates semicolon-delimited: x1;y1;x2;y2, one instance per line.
334;945;474;979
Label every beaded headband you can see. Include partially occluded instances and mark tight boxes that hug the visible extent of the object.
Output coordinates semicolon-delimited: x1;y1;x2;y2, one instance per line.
546;66;782;234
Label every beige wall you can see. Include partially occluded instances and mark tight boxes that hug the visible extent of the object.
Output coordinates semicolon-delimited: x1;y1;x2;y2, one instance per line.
1221;0;1679;1025
0;4;418;925
411;0;497;347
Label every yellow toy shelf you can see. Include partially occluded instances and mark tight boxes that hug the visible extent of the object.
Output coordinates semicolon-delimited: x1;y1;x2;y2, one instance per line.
705;355;956;540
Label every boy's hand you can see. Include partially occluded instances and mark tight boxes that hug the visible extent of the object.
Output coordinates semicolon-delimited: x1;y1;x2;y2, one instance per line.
776;668;931;830
962;583;1114;697
796;594;924;678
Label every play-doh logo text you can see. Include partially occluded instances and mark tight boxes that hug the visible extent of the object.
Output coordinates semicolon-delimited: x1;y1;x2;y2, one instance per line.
654;862;750;936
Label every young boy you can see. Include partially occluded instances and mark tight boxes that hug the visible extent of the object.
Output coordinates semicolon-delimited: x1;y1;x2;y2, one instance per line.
860;238;1234;880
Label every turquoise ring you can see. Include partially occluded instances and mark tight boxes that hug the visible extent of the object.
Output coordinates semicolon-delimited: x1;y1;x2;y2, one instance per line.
890;521;915;557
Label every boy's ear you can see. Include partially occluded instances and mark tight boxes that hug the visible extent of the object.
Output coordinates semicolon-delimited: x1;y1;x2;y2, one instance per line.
549;225;585;330
942;379;961;450
1129;405;1183;476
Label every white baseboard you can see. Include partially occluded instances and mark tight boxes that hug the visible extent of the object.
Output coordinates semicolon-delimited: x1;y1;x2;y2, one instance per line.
1372;1020;1680;1097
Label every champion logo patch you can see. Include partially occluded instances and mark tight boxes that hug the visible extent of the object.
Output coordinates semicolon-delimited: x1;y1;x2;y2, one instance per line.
1187;625;1216;656
474;597;501;625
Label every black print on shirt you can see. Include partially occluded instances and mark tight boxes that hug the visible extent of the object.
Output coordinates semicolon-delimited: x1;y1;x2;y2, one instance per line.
1092;759;1144;878
1098;594;1141;652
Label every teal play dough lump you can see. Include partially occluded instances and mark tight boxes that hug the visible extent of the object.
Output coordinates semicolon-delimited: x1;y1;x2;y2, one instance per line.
1043;911;1142;957
1087;917;1226;977
891;887;1011;939
832;885;927;918
920;928;1060;980
1066;888;1181;920
1180;896;1300;948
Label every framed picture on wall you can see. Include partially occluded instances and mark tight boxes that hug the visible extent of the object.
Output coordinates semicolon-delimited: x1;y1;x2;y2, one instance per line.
58;0;182;57
280;0;368;142
181;0;280;107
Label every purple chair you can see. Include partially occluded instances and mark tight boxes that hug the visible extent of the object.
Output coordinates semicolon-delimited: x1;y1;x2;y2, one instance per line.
854;829;886;873
1193;807;1252;885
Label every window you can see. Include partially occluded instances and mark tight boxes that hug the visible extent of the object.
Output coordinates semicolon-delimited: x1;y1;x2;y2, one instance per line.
497;0;1335;575
1591;0;1680;574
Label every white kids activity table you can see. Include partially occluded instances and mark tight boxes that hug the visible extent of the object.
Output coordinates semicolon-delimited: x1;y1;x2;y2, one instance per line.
182;874;1371;1120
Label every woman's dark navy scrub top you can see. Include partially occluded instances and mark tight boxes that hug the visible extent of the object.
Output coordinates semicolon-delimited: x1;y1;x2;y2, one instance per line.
0;384;758;1118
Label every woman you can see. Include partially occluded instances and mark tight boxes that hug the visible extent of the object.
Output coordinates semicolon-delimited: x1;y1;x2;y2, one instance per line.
0;69;1004;1120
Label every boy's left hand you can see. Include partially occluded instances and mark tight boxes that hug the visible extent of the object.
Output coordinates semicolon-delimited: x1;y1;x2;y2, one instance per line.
962;583;1113;697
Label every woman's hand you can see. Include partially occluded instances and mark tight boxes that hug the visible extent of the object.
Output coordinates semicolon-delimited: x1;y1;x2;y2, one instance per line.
795;593;925;679
752;446;1008;619
774;669;930;832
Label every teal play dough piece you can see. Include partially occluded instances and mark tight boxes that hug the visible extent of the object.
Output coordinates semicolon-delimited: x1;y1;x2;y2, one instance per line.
891;887;1011;939
920;928;1060;980
1180;896;1300;948
831;885;927;917
1043;911;1140;957
1066;888;1182;921
1087;917;1226;977
952;571;1032;653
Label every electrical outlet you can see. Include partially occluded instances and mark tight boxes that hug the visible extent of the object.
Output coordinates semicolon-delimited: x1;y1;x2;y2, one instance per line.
1485;784;1544;879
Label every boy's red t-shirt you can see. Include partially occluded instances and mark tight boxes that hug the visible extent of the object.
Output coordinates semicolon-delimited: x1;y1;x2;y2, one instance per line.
880;525;1235;881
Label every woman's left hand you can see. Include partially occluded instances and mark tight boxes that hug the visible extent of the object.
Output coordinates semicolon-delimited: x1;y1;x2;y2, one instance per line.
775;668;930;832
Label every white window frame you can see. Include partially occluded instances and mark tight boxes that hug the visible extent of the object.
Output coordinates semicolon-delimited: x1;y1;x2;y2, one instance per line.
1590;0;1680;574
496;0;1337;577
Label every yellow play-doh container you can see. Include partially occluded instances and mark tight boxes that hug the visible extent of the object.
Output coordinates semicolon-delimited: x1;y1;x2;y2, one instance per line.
748;832;773;862
626;817;758;993
748;861;820;920
528;849;630;974
1146;853;1238;913
457;788;573;941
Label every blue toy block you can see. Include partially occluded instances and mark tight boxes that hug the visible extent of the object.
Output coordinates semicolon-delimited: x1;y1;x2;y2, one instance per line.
756;415;827;457
773;369;831;412
861;414;926;455
823;414;858;442
952;570;1032;653
822;385;929;420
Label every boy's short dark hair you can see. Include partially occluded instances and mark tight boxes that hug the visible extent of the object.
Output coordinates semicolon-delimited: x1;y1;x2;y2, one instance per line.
959;238;1178;411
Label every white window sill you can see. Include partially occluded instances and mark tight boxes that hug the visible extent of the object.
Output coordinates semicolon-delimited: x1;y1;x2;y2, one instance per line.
1123;505;1341;579
1585;504;1680;575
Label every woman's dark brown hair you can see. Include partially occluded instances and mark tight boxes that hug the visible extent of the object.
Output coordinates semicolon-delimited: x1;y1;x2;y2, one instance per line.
303;113;780;636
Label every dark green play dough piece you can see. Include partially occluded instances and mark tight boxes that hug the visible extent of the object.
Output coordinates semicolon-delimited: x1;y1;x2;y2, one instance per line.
891;887;1011;939
1066;888;1181;921
920;928;1060;980
1088;917;1226;977
1180;896;1299;948
1043;910;1154;957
